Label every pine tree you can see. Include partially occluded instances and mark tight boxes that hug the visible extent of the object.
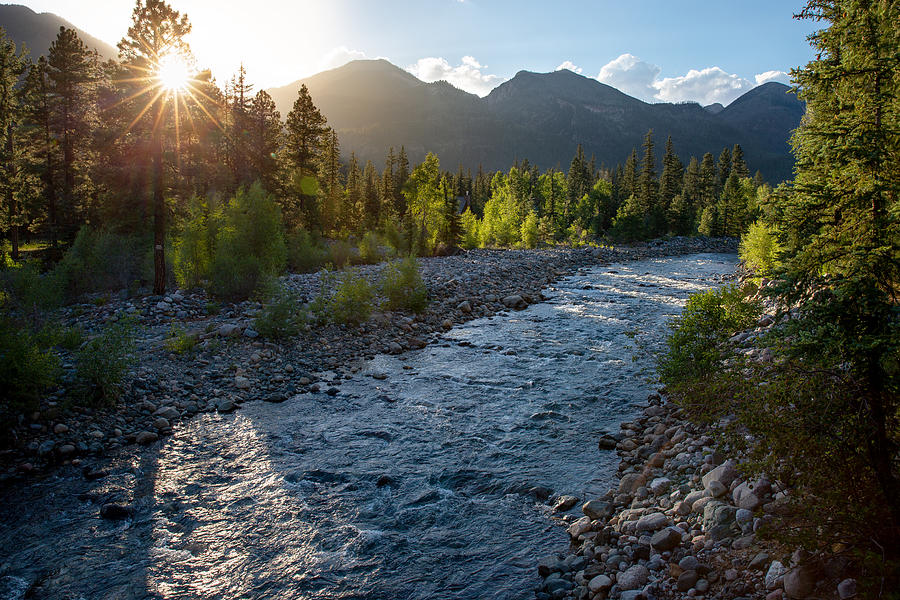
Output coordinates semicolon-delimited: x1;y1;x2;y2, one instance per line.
47;27;98;236
118;0;193;294
731;143;749;179
623;148;638;200
317;127;342;234
20;56;58;249
342;152;362;234
362;159;380;231
659;135;683;231
227;63;254;187
0;28;27;260
283;83;327;230
247;89;281;191
716;146;731;195
638;129;662;235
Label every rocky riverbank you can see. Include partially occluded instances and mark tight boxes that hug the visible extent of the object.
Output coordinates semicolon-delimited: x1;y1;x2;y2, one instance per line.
534;299;859;600
1;237;736;484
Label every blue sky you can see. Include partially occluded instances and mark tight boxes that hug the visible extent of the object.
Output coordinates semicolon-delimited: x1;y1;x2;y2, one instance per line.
12;0;818;104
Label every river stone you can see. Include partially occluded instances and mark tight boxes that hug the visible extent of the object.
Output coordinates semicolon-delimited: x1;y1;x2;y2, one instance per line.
152;417;170;430
135;431;158;445
554;495;579;511
650;476;672;495
617;564;650;591
587;574;612;593
153;406;180;421
216;399;236;413
702;461;738;489
635;511;669;533
784;563;817;598
734;478;771;510
537;556;565;577
675;500;692;516
457;300;472;313
618;473;646;494
597;434;618;450
100;503;133;520
567;516;591;538
766;560;787;590
582;500;613;521
677;570;699;592
650;526;682;551
706;479;728;497
58;444;76;457
234;376;251;390
749;551;770;571
53;423;69;434
684;490;706;505
215;323;242;337
837;578;857;599
501;295;527;310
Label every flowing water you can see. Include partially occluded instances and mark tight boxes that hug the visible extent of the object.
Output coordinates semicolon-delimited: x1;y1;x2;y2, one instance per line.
0;253;737;600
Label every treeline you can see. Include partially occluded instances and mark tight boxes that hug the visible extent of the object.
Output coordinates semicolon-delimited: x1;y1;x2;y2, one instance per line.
0;1;765;303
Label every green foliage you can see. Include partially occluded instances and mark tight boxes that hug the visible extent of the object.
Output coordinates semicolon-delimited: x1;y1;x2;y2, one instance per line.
209;184;287;299
739;220;782;276
657;284;761;389
380;256;428;313
34;321;83;351
328;239;353;268
327;271;374;325
75;316;139;404
0;260;64;318
520;211;539;249
460;208;481;249
0;316;61;419
54;227;149;298
358;231;384;264
253;283;305;339
173;196;218;289
164;323;198;355
287;230;329;273
609;195;645;241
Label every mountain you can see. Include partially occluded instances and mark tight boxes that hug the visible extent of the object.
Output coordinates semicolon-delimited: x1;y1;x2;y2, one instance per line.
703;103;725;114
271;61;804;183
0;4;117;60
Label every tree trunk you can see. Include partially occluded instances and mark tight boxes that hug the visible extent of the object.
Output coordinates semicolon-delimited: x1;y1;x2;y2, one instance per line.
152;127;166;295
6;124;18;261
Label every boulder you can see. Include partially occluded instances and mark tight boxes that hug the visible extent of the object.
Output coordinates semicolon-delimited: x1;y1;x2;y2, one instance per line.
582;500;612;521
650;527;683;551
553;495;579;512
766;560;787;590
837;578;857;599
701;461;738;489
566;516;591;538
501;295;527;310
618;472;646;494
784;563;817;599
587;574;612;594
635;511;669;533
649;477;672;495
617;564;650;591
677;570;699;592
135;431;158;445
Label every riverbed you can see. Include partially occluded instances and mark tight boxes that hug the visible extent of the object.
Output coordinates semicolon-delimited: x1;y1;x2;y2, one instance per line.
0;252;737;600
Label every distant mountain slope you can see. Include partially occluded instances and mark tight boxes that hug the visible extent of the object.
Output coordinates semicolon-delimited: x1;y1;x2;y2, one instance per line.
0;4;117;60
270;62;804;183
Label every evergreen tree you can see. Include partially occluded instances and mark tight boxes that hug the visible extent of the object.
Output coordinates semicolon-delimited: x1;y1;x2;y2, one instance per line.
47;27;98;236
0;28;27;259
623;148;638;200
283;83;327;230
342;152;362;234
381;146;396;217
226;63;254;187
659;135;683;231
20;56;58;249
716;146;732;194
731;143;749;179
118;0;193;294
317;127;342;233
247;89;281;191
638;129;662;235
362;159;380;231
566;144;591;206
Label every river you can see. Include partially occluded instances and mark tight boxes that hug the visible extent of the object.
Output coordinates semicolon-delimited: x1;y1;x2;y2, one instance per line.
0;252;737;600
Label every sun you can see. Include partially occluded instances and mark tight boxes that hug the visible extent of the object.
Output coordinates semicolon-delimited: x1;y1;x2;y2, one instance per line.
157;52;192;92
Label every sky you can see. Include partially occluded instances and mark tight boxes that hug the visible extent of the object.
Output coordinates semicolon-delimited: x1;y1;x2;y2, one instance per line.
13;0;819;105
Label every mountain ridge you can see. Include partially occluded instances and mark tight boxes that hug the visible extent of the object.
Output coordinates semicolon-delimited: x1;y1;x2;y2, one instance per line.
0;4;118;60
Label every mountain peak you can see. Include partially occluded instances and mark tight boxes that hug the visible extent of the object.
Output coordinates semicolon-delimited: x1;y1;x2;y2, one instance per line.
0;4;117;60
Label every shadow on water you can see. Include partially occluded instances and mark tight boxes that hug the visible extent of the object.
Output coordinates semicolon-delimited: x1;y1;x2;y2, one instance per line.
0;253;737;600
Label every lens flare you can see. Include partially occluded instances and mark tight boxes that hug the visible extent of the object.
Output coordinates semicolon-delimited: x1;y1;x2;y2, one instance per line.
157;53;192;91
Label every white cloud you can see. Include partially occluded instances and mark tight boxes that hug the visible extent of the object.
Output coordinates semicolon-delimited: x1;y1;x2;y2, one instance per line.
594;54;783;106
406;55;504;97
320;46;369;71
654;67;755;105
556;60;583;74
754;70;790;85
596;53;661;102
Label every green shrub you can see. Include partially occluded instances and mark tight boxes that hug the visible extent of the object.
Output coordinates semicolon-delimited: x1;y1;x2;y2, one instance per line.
657;284;760;390
381;219;409;256
381;256;428;313
34;322;84;351
358;232;384;264
164;323;198;355
739;220;782;276
328;271;374;325
209;184;287;299
55;227;149;298
460;208;481;249
520;212;539;249
0;316;61;419
328;240;353;269
287;230;328;273
0;260;64;318
254;283;305;339
75;316;139;404
173;196;219;289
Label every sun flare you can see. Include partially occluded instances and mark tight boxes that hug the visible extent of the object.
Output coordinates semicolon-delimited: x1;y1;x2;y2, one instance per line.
157;53;192;92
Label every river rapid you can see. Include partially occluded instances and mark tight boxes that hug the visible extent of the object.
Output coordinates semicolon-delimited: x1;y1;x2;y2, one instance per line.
0;252;737;600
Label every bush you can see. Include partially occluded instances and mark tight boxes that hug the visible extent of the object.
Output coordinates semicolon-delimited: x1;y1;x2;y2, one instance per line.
173;196;219;289
358;232;384;264
254;283;305;339
75;316;139;404
328;271;374;325
328;239;353;269
34;321;83;351
0;260;64;319
209;184;287;299
0;316;61;419
657;284;760;390
55;227;149;298
739;220;782;276
520;212;539;249
381;256;428;313
460;208;481;249
164;323;198;355
287;230;328;273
